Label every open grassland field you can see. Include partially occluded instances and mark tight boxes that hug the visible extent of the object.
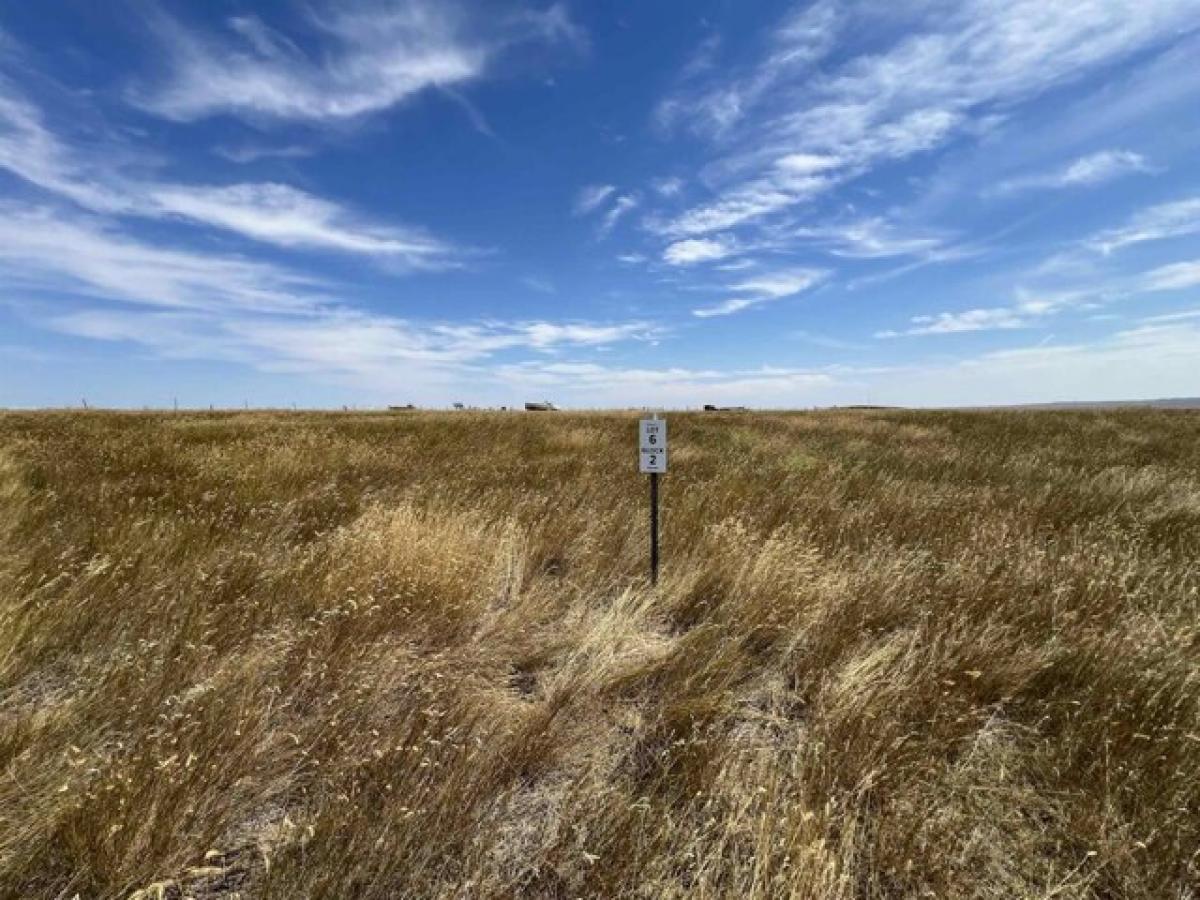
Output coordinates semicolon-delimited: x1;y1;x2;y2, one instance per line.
1;409;1198;899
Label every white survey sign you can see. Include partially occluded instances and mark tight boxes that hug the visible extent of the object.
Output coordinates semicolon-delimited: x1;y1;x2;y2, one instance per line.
639;418;667;473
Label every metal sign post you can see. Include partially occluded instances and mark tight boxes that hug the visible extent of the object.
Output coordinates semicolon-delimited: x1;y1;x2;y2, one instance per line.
639;415;667;585
650;470;659;585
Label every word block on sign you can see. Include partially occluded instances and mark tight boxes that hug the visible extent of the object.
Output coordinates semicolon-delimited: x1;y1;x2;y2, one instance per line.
639;418;667;473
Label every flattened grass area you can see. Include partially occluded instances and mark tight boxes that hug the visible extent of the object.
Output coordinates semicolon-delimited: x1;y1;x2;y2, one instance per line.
0;409;1198;899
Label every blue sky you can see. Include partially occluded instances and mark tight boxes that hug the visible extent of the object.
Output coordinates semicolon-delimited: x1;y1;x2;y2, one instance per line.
1;0;1199;408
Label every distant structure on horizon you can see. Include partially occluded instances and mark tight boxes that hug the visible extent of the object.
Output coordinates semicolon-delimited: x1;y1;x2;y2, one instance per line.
703;404;749;412
524;400;559;411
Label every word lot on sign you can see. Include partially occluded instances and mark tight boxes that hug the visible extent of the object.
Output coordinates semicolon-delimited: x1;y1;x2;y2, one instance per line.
639;418;667;473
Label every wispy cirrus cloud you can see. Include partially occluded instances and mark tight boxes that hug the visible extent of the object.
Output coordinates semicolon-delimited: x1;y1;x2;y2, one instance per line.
130;1;584;124
0;79;463;268
598;194;639;237
1141;260;1200;292
212;143;316;164
657;156;837;238
651;176;684;198
573;184;616;215
3;196;658;395
0;201;322;314
495;359;840;406
794;217;948;259
656;0;841;140
691;268;825;318
655;0;1200;246
662;236;739;266
148;183;458;266
492;320;1200;407
690;297;761;319
0;80;131;213
573;183;639;238
876;307;1029;338
48;306;659;386
1088;196;1200;254
878;278;1106;337
431;320;656;353
878;248;1200;339
55;306;1200;408
1;195;657;376
991;149;1154;195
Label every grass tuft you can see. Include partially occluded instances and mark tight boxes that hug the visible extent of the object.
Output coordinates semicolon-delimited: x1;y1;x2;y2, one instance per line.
0;408;1198;898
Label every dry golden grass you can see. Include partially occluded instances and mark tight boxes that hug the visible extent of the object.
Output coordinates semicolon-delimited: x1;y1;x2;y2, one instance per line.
0;408;1197;898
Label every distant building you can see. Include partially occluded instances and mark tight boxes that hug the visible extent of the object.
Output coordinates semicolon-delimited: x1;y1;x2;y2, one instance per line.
524;400;559;411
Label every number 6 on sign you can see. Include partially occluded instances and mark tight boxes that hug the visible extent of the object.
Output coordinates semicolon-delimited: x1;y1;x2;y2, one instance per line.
639;418;667;473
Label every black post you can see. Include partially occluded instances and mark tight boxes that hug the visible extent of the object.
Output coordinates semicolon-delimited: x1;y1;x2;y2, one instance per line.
650;471;659;586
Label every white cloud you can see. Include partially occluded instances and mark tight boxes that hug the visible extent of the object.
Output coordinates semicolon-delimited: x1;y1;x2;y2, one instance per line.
212;143;316;164
598;194;639;237
692;267;825;317
47;308;656;385
50;309;261;365
728;270;825;298
572;184;643;237
495;359;840;406
131;2;582;123
774;153;842;176
574;184;616;215
651;176;685;198
0;81;131;213
271;317;1200;407
878;307;1028;337
1142;307;1200;323
1089;197;1200;254
4;202;656;399
0;202;321;314
510;321;653;349
1059;151;1153;185
878;283;1094;338
662;236;738;266
2;201;648;375
968;323;1200;377
494;320;1200;407
992;149;1153;195
148;183;457;267
0;80;463;266
1141;260;1200;292
795;217;946;259
659;169;832;238
878;250;1200;339
656;0;841;138
691;297;759;319
893;322;1200;407
660;0;1200;238
2;199;654;392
